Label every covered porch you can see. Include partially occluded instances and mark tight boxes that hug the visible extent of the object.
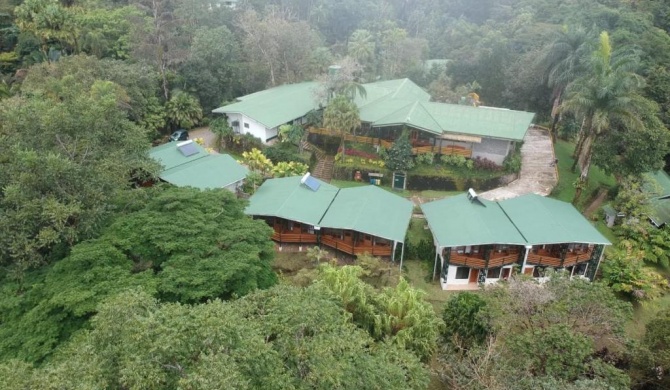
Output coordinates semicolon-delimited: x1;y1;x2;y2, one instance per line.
307;127;473;157
525;244;594;268
320;228;394;257
266;217;318;244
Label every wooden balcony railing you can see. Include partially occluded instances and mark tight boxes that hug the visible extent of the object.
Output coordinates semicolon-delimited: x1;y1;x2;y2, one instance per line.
449;252;486;269
271;231;318;244
321;236;393;257
526;250;592;268
450;250;519;269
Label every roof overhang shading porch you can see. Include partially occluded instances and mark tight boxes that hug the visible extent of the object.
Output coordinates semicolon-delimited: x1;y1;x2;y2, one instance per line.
245;176;413;262
421;191;611;289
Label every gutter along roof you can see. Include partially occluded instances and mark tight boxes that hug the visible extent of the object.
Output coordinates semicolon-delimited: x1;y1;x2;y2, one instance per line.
245;177;413;243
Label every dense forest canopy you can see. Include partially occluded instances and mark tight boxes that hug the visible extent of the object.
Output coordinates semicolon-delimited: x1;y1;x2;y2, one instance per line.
1;0;670;389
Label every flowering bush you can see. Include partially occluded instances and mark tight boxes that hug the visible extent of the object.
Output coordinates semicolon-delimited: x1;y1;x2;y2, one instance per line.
473;157;501;171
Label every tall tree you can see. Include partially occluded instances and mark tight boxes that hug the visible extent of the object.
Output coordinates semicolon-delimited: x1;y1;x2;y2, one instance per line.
0;186;278;362
130;0;188;100
0;286;429;389
0;78;157;278
322;94;360;157
542;26;593;141
347;29;375;70
561;32;653;202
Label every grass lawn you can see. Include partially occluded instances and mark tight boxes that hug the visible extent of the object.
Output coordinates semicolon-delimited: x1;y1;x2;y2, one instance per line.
402;259;454;311
553;140;616;208
626;294;670;340
407;217;432;245
330;179;461;201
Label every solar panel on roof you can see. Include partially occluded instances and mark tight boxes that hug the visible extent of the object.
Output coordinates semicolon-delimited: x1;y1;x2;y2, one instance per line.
177;141;199;157
300;172;321;192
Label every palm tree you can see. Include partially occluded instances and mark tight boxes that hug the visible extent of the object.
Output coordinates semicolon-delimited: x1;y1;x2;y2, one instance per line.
561;32;651;202
165;91;203;131
542;26;593;142
323;95;360;157
348;29;375;68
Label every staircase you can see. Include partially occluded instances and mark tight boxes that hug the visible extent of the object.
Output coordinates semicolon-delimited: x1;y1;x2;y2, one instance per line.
301;141;334;182
312;156;335;182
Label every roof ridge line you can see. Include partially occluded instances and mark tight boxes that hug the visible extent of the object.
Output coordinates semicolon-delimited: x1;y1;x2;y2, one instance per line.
495;200;531;245
317;187;341;226
391;78;409;99
416;101;443;132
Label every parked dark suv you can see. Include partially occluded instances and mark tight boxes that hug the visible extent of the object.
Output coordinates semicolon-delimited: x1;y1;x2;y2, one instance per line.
169;129;189;142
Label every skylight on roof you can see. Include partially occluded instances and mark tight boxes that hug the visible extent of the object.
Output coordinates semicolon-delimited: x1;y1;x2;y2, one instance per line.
301;172;321;192
177;140;199;157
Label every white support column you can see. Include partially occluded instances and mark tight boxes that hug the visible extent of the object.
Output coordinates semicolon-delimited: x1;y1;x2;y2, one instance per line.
521;245;532;273
392;241;397;262
432;246;440;281
592;246;606;280
399;242;405;271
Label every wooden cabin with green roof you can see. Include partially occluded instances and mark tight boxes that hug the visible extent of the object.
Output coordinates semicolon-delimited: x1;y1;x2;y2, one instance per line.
148;141;248;192
499;194;610;281
245;175;413;260
213;78;535;165
422;191;610;290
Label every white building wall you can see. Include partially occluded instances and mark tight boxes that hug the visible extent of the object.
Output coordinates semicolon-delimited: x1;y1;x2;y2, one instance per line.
471;138;512;165
223;179;244;193
226;113;271;143
445;265;471;286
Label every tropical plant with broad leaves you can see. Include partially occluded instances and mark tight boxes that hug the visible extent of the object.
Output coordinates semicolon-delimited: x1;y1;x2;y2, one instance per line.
165;90;203;130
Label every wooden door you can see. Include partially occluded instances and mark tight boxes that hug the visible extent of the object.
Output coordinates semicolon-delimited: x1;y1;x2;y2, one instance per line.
523;267;533;275
468;269;479;283
501;268;511;280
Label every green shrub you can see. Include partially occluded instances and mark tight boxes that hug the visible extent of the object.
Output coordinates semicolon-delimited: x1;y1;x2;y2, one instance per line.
415;152;435;165
265;143;306;164
440;154;470;169
503;152;522;173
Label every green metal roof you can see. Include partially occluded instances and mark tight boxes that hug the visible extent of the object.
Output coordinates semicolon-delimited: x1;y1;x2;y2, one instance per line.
498;194;610;245
647;171;670;226
214;77;534;141
160;154;248;190
245;176;339;226
421;193;527;248
371;102;535;141
212;82;320;129
318;185;413;243
246;178;412;242
148;141;208;170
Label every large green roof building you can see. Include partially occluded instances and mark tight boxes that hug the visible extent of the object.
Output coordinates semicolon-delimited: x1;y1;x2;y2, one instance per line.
213;78;534;164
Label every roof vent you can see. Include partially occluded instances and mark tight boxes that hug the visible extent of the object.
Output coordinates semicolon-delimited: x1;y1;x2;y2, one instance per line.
467;188;485;206
301;172;321;192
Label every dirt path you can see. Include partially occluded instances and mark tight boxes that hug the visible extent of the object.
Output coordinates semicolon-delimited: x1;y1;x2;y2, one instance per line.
479;126;558;201
583;187;609;218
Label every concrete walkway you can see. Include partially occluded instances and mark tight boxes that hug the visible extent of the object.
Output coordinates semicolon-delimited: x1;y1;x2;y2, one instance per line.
479;126;558;201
